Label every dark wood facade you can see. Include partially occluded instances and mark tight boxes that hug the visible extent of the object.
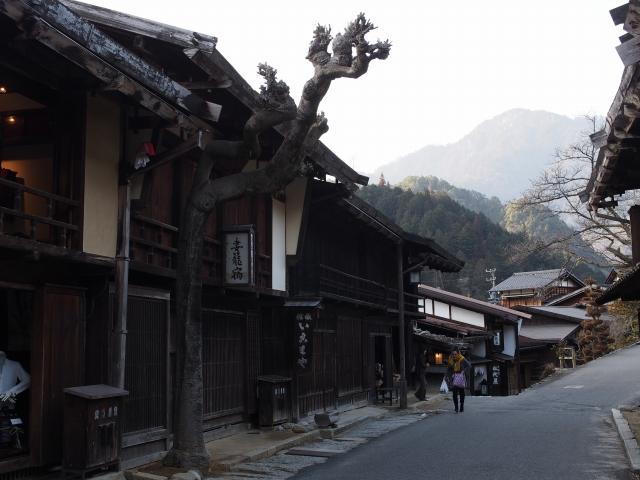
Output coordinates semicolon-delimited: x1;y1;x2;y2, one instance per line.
0;1;463;475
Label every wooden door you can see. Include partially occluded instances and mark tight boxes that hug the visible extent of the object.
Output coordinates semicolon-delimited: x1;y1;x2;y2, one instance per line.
202;309;245;419
123;293;169;435
31;285;85;465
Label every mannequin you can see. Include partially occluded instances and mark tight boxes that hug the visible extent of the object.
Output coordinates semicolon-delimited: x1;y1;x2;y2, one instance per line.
0;351;30;402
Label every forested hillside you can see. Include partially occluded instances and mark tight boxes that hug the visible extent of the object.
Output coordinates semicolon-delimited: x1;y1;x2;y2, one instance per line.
398;176;504;223
357;184;600;299
396;175;608;270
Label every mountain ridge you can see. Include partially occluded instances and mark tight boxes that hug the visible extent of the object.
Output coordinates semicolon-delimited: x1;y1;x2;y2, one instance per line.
373;109;592;201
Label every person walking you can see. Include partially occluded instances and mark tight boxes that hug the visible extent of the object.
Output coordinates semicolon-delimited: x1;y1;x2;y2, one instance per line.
414;349;429;401
447;348;470;413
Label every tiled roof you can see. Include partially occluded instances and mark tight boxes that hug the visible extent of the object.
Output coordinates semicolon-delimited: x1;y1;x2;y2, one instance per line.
597;263;640;304
418;285;530;322
518;305;616;324
544;286;588;306
490;269;579;292
519;323;579;341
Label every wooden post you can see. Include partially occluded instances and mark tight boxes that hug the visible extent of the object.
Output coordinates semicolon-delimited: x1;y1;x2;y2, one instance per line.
111;180;131;388
397;241;407;409
629;205;640;264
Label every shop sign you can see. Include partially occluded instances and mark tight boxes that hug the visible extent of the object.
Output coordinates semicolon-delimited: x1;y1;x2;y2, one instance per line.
223;226;255;286
295;312;313;371
492;364;501;385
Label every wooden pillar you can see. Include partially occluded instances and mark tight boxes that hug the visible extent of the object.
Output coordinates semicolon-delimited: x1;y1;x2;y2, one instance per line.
111;180;131;388
396;241;407;409
630;205;640;264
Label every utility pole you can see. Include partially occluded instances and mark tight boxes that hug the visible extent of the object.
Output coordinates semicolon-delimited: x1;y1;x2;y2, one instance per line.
486;268;499;304
397;241;407;409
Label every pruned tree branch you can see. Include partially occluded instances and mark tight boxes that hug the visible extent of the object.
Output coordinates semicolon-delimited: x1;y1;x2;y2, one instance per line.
166;14;389;470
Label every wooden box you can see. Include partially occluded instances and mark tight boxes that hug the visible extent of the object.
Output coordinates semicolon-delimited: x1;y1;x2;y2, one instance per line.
257;375;292;427
63;385;128;473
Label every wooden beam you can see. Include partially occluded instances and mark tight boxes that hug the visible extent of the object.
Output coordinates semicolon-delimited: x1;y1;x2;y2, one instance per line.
180;79;233;90
128;133;205;178
0;2;213;131
611;4;629;25
59;0;217;52
2;0;220;122
616;35;640;67
184;47;258;110
0;234;114;268
620;33;634;44
590;129;608;149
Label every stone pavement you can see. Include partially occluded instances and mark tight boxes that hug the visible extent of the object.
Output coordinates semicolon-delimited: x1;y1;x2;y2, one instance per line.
118;393;449;480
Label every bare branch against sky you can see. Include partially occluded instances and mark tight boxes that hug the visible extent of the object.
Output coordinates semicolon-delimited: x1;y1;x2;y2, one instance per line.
88;0;624;174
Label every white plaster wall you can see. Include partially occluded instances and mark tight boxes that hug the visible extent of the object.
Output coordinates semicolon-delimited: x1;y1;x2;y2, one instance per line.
472;341;486;358
426;299;434;315
451;306;485;328
433;300;449;318
83;94;120;258
503;324;517;357
272;199;286;291
285;178;307;256
434;301;450;319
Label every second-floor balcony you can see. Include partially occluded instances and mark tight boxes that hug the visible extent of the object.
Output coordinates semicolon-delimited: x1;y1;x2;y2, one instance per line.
292;263;421;314
130;214;272;289
0;174;80;249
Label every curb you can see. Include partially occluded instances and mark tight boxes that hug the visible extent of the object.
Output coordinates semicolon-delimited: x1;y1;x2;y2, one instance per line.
612;408;640;472
212;429;321;472
126;410;385;479
318;411;385;439
215;408;386;470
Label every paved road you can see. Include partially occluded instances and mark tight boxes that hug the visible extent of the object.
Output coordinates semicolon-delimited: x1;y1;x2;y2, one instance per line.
291;345;640;480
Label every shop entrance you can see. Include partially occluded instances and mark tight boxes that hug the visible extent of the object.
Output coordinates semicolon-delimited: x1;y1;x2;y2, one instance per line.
0;284;84;473
0;287;33;462
371;334;392;392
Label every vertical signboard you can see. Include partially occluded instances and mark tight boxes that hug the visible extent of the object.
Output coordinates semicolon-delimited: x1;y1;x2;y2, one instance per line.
295;312;313;371
223;225;255;286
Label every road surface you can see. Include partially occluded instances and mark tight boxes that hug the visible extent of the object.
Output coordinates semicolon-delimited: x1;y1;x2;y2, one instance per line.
292;344;640;480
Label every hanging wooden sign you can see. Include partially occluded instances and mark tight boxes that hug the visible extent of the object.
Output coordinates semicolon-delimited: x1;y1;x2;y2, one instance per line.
223;225;255;286
295;312;313;371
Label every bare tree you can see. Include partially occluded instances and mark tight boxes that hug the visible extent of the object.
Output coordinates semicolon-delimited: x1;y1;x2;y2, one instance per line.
163;14;391;470
510;116;638;268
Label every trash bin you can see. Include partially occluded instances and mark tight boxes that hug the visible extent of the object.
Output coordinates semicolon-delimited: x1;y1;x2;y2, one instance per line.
257;375;292;427
63;384;128;477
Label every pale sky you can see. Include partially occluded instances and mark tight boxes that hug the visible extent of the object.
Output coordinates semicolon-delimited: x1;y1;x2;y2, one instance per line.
85;0;625;174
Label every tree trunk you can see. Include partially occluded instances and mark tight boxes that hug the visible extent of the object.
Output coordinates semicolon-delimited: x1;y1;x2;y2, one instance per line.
164;199;210;469
162;15;389;470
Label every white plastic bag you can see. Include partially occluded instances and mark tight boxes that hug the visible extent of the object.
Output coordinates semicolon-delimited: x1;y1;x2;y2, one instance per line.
440;377;449;394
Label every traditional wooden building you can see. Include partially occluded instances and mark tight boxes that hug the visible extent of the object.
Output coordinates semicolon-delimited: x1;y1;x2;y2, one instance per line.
544;285;606;307
284;183;463;414
0;1;462;475
489;269;585;308
516;305;616;388
583;2;640;307
415;285;529;396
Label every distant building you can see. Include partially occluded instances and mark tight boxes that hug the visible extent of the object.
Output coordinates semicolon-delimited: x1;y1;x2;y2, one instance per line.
416;285;530;396
489;269;585;309
516;305;616;388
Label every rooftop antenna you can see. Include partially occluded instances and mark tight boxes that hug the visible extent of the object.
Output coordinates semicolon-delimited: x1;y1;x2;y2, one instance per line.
485;268;496;289
486;268;499;304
